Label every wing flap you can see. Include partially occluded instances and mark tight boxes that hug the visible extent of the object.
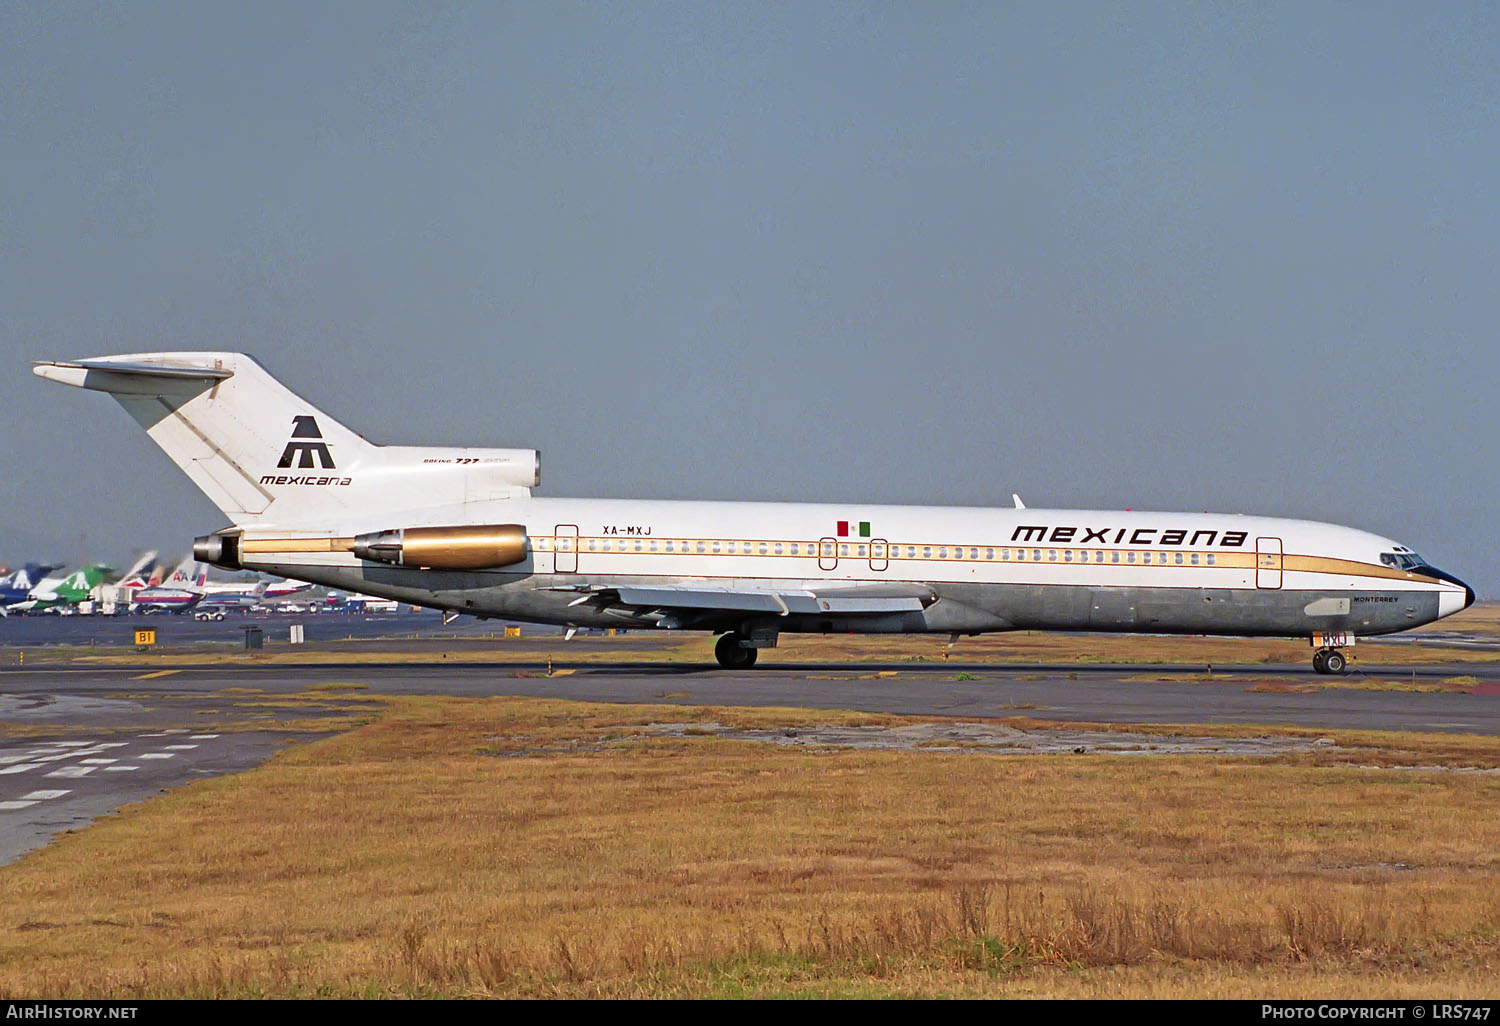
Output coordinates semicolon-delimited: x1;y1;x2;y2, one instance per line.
581;583;932;617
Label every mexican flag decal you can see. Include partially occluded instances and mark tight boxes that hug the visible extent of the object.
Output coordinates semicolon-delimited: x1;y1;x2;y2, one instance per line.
836;520;872;538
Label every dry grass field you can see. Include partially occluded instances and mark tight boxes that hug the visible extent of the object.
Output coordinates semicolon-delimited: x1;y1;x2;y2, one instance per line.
3;695;1500;998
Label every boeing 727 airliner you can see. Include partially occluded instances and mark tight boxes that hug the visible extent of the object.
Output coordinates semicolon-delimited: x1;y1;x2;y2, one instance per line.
35;353;1474;672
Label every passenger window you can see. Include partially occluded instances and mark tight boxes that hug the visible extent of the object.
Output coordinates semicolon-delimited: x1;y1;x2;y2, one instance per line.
1111;551;1119;564
1127;552;1136;564
1033;550;1042;561
1016;549;1025;561
775;543;784;555
1048;550;1057;562
1175;552;1183;565
1207;553;1216;566
758;543;768;554
1191;553;1199;565
985;548;994;560
1063;550;1073;562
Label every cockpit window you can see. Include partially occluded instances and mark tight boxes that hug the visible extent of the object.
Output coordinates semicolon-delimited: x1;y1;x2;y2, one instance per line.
1381;552;1425;571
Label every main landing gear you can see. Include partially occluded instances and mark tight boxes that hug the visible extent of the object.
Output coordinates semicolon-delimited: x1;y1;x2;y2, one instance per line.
1312;648;1347;675
714;632;758;669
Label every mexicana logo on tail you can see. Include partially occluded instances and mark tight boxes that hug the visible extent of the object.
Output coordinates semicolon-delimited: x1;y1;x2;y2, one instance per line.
277;415;335;470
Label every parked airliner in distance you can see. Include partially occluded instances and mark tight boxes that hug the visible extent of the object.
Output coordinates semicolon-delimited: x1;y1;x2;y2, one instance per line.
36;353;1474;672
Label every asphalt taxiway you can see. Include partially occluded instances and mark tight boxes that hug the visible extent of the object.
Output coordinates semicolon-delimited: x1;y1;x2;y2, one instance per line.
3;657;1500;865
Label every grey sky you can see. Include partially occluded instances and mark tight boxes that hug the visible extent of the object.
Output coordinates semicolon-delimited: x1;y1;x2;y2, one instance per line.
3;2;1498;594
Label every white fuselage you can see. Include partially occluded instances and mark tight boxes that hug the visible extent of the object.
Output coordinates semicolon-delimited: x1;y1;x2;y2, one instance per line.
235;498;1470;639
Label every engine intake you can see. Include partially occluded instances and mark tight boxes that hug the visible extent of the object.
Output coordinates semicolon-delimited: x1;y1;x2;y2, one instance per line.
352;524;529;570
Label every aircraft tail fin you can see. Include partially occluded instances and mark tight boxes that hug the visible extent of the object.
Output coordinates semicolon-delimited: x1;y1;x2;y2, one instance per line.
165;556;195;586
113;551;158;588
35;352;540;529
33;353;374;525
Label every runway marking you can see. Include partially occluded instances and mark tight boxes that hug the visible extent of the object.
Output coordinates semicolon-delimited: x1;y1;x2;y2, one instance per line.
79;758;117;765
0;764;42;775
41;741;93;748
0;800;37;811
138;753;174;760
190;734;219;740
164;744;198;751
0;755;35;765
103;765;139;772
46;766;94;779
21;790;70;801
132;670;180;679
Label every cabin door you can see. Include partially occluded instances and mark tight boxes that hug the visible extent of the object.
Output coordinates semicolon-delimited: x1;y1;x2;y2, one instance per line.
555;524;579;574
1256;536;1282;590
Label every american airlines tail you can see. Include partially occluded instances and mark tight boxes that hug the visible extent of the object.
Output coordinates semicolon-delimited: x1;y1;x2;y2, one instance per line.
33;353;540;530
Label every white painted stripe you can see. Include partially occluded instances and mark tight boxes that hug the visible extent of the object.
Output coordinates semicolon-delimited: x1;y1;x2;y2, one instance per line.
97;743;129;749
0;764;42;775
0;755;35;765
103;765;140;772
79;758;117;765
0;800;38;811
164;744;198;751
138;753;174;760
189;734;220;740
46;766;95;779
21;790;70;800
42;741;93;748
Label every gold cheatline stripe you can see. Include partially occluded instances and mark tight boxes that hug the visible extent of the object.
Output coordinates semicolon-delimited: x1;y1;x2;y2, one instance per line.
240;534;1448;587
241;537;355;554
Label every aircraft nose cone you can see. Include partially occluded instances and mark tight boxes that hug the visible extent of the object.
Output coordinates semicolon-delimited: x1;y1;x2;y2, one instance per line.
1421;564;1475;619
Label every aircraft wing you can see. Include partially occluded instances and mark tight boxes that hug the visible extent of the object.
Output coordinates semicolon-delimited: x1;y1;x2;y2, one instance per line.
550;582;935;626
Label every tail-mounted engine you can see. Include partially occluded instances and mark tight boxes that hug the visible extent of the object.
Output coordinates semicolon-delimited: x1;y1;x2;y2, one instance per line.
352;524;528;570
